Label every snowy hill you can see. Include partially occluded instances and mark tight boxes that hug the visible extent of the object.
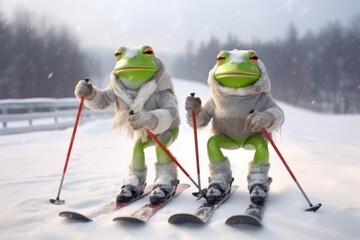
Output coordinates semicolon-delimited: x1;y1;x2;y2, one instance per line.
0;79;359;240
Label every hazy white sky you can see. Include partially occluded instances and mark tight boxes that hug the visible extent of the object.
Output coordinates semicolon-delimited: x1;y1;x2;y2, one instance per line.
1;0;360;53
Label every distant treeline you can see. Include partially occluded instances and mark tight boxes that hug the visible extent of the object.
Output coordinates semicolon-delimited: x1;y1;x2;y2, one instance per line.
172;17;360;114
0;8;102;99
1;7;359;114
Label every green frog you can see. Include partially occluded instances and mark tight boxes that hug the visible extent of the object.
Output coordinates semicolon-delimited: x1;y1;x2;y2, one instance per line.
186;49;284;205
75;45;180;205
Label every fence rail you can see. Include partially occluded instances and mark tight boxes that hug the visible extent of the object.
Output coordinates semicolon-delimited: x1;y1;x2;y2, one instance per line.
0;98;113;135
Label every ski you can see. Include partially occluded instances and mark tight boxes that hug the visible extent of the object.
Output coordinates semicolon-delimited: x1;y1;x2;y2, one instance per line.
59;184;154;222
225;202;266;226
168;185;239;224
113;183;190;223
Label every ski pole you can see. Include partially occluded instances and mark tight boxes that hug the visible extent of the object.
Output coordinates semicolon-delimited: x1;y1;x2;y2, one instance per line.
50;78;89;205
261;127;322;212
190;93;201;190
129;110;200;191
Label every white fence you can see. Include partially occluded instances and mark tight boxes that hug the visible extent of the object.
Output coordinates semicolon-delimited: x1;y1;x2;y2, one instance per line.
0;98;113;135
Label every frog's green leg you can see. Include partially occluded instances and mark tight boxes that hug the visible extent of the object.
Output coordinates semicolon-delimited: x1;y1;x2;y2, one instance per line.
207;134;242;164
131;135;154;172
132;128;179;170
155;127;179;165
243;132;269;165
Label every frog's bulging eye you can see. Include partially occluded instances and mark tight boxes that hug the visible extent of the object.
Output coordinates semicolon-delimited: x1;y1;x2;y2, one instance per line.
216;53;226;64
143;47;154;57
114;49;122;60
249;53;258;63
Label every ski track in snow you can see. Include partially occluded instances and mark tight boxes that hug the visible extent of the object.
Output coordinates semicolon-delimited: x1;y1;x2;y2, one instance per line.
0;79;359;240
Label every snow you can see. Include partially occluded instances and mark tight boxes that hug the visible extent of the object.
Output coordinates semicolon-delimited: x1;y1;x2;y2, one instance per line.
1;79;359;240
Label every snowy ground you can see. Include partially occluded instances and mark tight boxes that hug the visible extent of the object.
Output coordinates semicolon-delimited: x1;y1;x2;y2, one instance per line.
0;79;359;240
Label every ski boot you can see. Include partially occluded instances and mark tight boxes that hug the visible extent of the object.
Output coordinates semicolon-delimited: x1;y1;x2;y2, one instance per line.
247;162;272;205
149;162;179;204
116;167;147;203
205;157;233;205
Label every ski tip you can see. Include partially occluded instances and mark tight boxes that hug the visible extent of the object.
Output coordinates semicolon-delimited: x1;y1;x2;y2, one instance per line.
113;217;146;223
305;203;322;212
225;215;262;226
59;211;92;222
168;214;205;224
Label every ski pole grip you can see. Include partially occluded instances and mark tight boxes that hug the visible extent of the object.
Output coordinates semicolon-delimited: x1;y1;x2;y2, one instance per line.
129;110;134;115
85;78;90;83
190;93;195;97
249;109;255;114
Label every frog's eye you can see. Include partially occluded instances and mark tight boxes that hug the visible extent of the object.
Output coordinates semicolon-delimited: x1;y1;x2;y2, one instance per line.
114;49;122;60
249;52;258;63
143;47;154;57
216;52;226;64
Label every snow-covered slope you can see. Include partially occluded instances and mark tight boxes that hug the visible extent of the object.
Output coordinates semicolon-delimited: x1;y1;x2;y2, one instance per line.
0;79;359;240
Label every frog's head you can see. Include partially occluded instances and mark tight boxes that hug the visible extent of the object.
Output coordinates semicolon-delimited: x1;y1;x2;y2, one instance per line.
114;45;158;90
214;50;261;88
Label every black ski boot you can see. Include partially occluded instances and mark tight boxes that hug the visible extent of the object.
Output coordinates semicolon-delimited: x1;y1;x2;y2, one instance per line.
149;162;178;204
205;177;234;204
149;179;180;204
116;167;147;204
247;163;272;205
205;158;233;204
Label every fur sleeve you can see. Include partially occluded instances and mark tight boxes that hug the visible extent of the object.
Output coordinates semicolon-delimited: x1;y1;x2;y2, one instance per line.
150;90;178;134
187;98;214;128
261;94;285;131
85;85;117;110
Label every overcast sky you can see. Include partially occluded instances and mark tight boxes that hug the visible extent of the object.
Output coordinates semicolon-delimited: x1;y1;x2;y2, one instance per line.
1;0;360;53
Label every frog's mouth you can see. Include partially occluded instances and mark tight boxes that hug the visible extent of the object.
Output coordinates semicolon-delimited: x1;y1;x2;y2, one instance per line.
115;66;156;72
216;71;259;77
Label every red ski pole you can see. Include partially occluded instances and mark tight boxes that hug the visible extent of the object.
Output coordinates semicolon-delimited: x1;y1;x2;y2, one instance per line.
190;93;201;190
261;127;322;212
50;78;89;205
129;110;200;191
